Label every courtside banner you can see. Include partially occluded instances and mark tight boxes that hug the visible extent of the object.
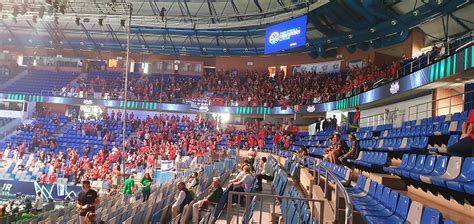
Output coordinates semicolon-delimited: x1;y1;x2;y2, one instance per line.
0;180;81;201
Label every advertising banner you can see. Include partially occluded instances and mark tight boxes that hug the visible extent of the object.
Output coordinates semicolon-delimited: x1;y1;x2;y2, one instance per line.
293;60;342;74
0;180;81;201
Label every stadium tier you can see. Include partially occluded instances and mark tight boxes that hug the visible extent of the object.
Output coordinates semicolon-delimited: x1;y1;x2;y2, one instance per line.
0;1;473;224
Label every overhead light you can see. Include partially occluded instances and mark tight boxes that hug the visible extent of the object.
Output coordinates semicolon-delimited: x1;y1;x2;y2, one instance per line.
391;20;397;25
120;19;125;27
370;27;376;33
98;18;103;26
413;10;419;16
75;17;80;26
348;34;353;39
38;6;45;18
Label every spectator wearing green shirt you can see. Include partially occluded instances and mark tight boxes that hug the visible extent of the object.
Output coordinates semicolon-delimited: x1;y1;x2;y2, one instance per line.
122;173;136;203
192;177;223;223
140;173;153;202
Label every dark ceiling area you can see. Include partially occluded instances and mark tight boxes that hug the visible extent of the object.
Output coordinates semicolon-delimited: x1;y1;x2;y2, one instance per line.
0;0;471;56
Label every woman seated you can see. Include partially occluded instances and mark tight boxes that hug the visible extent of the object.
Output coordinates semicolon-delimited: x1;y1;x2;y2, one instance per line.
338;134;360;166
324;133;345;164
228;165;254;204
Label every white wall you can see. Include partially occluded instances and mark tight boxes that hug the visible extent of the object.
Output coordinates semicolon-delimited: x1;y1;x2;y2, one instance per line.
359;94;432;127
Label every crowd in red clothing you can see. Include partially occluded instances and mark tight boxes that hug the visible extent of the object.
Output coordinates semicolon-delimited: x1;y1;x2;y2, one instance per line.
24;113;300;186
73;61;400;107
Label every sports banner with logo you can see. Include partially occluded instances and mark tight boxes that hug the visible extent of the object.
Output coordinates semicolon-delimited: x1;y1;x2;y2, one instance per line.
0;180;81;201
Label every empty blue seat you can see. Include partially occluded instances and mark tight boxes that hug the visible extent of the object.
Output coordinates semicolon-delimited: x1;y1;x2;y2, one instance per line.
364;194;411;224
445;157;474;193
419;156;449;184
401;155;426;177
384;154;410;173
409;155;437;181
393;154;417;176
420;207;442;224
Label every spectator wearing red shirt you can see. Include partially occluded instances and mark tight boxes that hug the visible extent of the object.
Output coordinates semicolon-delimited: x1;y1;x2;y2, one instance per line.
49;172;57;184
38;173;47;184
354;107;361;128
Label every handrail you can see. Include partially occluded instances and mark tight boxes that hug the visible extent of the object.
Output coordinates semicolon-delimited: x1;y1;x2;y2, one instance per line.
359;110;401;128
226;191;325;224
408;89;474;121
313;161;353;224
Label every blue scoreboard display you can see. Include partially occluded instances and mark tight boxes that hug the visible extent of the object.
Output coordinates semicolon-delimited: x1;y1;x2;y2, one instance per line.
264;16;307;54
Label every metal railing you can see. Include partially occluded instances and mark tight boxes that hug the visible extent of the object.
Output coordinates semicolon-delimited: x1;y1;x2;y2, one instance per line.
408;89;474;121
359;110;402;128
313;162;353;224
226;191;324;224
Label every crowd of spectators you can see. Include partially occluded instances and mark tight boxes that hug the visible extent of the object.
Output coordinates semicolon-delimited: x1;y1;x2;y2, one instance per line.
48;48;441;108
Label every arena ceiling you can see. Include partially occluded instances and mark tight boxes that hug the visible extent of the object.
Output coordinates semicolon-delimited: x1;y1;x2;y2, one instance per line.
0;0;472;56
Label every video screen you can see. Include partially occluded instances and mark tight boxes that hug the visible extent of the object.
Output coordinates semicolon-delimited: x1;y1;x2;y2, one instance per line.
264;15;307;54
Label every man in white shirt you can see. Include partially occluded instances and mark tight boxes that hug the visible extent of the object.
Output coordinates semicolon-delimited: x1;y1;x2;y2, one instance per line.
256;157;274;191
34;192;44;213
171;182;193;219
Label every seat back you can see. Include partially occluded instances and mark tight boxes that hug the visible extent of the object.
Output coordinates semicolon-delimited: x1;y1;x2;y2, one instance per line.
460;157;474;181
447;135;460;147
420;207;442;224
374;184;385;200
380;187;392;206
422;156;437;174
406;154;419;170
399;154;410;169
432;156;448;176
412;155;426;173
406;201;423;224
387;191;399;212
440;156;463;179
394;195;411;220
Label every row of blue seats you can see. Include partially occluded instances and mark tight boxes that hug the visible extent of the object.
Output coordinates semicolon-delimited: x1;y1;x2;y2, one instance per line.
348;151;388;168
380;122;460;138
384;154;473;195
360;136;429;152
318;160;350;184
346;175;455;224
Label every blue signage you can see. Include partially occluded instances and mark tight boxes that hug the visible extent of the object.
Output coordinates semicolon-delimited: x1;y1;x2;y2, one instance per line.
0;180;81;201
264;16;307;54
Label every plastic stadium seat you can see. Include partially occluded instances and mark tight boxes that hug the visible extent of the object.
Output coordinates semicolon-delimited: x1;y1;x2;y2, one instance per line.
384;154;409;173
443;219;456;224
421;207;442;224
393;154;417;176
400;155;425;177
359;190;399;220
406;201;424;224
419;156;455;184
409;155;437;181
430;157;463;187
445;157;474;193
364;194;411;224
